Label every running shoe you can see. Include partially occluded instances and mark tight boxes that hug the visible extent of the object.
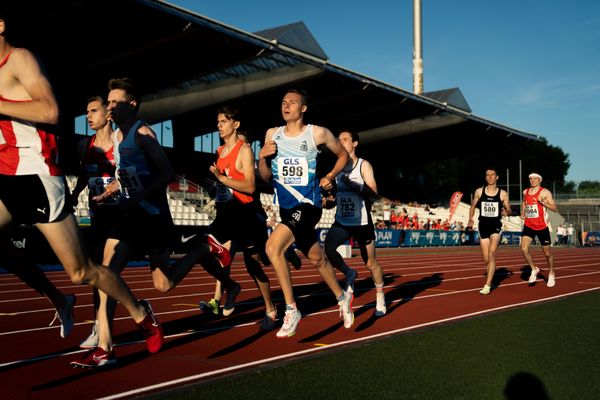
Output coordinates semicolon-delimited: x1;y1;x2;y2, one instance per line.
199;298;220;315
338;290;354;329
479;285;491;295
207;234;232;268
344;268;358;293
136;300;164;354
49;294;76;338
222;282;241;317
547;272;556;287
260;310;277;331
80;320;99;349
70;347;116;368
276;308;301;338
528;266;540;284
374;291;387;317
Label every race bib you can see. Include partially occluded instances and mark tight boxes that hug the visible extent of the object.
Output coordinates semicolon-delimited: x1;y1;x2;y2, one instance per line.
525;204;539;219
337;194;362;224
87;176;115;198
277;157;308;186
481;201;499;217
117;166;144;195
215;182;233;202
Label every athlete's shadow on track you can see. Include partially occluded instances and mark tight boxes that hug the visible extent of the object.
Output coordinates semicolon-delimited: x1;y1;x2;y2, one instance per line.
31;349;158;391
298;274;403;342
489;267;514;292
353;272;444;332
519;265;546;285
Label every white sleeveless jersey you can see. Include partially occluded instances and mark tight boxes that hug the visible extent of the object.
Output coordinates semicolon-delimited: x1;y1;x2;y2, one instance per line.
335;158;370;226
271;124;321;208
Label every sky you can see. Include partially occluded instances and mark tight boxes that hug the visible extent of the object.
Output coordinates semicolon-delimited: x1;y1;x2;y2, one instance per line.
172;0;600;183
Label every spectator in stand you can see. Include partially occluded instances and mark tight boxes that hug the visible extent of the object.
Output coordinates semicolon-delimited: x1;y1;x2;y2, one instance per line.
566;224;575;246
423;218;431;230
556;224;566;245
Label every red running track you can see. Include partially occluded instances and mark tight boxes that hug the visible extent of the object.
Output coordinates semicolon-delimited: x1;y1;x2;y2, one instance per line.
1;246;599;399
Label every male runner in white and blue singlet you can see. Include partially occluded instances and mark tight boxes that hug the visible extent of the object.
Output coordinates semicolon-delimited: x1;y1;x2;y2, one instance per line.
258;88;354;338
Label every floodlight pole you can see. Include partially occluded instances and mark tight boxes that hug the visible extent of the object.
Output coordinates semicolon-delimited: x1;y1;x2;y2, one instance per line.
413;0;424;95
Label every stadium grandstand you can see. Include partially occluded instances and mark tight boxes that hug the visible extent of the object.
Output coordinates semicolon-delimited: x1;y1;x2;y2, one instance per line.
8;0;596;250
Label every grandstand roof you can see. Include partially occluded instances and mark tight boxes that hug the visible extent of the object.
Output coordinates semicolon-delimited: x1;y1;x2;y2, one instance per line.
5;0;544;198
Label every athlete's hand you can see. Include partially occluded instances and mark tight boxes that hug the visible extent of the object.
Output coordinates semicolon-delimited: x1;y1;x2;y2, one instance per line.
259;140;277;160
319;174;335;190
209;163;222;181
91;180;120;203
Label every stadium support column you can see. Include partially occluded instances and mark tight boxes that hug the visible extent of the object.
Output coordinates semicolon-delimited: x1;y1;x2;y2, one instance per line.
413;0;424;95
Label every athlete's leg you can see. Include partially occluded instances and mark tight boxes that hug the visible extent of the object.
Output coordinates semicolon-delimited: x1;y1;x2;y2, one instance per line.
35;215;145;322
264;224;296;305
305;241;343;299
360;240;384;286
324;225;352;274
484;233;501;287
243;249;276;315
541;245;554;274
520;235;537;270
96;238;133;352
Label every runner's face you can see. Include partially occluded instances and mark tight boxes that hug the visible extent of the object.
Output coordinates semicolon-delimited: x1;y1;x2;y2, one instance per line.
86;100;108;131
107;89;135;125
338;132;356;155
530;177;541;187
217;113;239;138
281;93;306;122
485;170;498;185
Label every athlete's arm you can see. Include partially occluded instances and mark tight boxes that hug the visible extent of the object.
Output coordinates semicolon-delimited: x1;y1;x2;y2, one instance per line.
467;188;482;228
70;138;90;202
501;190;512;216
0;48;58;124
258;128;277;182
133;125;175;199
358;159;379;199
520;190;527;219
538;189;558;212
313;126;349;189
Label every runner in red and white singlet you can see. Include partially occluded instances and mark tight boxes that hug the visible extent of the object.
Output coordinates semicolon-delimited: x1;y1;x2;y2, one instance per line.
520;172;559;287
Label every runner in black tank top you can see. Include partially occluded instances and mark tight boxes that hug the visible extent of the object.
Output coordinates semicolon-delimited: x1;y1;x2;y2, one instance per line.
467;168;511;295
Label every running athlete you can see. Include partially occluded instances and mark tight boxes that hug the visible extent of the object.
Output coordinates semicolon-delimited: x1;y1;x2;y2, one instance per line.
203;106;276;327
199;129;299;327
324;130;386;316
69;96;123;348
70;78;235;368
258;88;354;338
467;168;511;295
520;172;558;287
0;14;162;354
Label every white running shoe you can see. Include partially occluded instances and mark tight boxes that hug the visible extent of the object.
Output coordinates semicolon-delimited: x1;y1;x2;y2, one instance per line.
339;290;354;329
49;294;76;338
276;308;302;338
80;320;100;349
374;291;387;317
528;267;540;284
479;285;491;295
547;272;556;287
